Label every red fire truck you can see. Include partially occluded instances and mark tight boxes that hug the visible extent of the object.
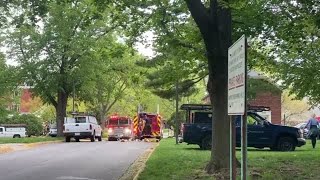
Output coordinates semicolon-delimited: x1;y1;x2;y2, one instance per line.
106;115;134;141
133;113;163;140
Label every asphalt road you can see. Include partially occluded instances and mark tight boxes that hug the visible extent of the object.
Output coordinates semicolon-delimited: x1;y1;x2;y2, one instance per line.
0;140;152;180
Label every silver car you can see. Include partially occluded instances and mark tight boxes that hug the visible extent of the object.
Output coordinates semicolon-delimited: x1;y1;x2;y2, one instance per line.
294;123;308;139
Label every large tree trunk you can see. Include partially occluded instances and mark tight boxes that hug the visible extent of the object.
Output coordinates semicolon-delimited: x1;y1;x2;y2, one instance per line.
99;105;107;130
56;91;68;137
185;0;232;174
206;5;232;173
206;55;230;173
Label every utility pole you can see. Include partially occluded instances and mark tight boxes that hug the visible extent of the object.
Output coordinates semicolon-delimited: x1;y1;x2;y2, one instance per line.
175;80;179;145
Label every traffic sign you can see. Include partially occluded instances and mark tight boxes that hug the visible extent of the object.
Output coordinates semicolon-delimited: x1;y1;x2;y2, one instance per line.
228;35;246;115
228;35;248;180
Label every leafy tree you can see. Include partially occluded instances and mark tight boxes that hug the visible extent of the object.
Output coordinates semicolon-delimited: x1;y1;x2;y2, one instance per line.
34;105;56;125
78;36;143;124
5;1;138;136
281;91;310;125
133;0;226;172
254;1;320;107
132;0;284;173
139;56;205;99
108;87;174;120
0;53;19;117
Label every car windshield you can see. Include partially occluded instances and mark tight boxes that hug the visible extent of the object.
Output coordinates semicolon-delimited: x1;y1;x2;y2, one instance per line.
75;117;87;123
295;123;306;129
249;113;267;126
119;119;129;125
108;120;118;125
50;124;57;128
193;112;212;123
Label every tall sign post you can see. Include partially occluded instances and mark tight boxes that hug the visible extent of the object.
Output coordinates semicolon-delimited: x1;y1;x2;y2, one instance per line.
228;35;247;180
175;80;179;145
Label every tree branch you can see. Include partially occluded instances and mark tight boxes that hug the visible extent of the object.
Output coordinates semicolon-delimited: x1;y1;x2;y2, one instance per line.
47;93;58;108
18;35;28;61
105;81;127;113
185;0;209;37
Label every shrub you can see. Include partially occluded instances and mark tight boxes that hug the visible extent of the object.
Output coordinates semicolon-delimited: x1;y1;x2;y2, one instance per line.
0;114;43;136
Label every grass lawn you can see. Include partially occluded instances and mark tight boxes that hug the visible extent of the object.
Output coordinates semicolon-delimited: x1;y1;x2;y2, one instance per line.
0;136;64;144
138;138;320;180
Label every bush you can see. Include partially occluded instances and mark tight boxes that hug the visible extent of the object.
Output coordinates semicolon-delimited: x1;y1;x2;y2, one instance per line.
0;114;43;136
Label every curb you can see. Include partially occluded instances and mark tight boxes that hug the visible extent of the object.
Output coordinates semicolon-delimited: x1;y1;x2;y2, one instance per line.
0;140;63;154
0;145;14;154
25;140;63;148
119;142;159;180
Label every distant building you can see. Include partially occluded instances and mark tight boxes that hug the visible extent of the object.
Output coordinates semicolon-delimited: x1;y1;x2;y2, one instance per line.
7;85;34;114
19;86;33;114
202;71;282;125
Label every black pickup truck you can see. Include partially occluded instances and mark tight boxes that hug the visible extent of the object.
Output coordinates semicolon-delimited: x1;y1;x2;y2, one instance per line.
179;104;306;151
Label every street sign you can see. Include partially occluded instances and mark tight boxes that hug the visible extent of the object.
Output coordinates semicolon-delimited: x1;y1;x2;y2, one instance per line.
228;35;248;180
228;35;246;115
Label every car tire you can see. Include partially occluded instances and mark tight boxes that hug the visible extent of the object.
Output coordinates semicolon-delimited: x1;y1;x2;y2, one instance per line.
277;137;296;151
201;135;212;150
13;134;21;138
98;134;102;141
90;131;96;142
75;138;80;142
65;136;71;142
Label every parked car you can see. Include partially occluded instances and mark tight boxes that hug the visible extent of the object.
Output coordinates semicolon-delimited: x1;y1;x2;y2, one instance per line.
48;123;57;137
294;122;308;139
0;124;27;138
179;104;306;151
63;116;102;142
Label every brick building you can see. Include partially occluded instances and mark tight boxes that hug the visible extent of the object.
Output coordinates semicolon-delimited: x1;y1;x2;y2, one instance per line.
7;85;33;114
248;92;282;124
203;71;282;125
19;87;33;114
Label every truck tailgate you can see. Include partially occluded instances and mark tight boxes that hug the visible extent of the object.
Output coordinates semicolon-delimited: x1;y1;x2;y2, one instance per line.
64;123;91;133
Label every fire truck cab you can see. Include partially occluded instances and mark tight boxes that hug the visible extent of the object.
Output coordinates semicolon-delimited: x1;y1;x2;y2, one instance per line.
133;113;163;140
106;115;133;141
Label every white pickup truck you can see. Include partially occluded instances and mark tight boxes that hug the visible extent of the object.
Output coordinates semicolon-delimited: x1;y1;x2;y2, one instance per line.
63;116;102;142
0;124;27;138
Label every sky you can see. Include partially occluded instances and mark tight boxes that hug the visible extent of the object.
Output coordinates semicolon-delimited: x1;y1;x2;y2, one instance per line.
134;31;156;59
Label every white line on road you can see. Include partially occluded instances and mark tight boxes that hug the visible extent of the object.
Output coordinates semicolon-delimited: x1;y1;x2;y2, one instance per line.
56;176;102;180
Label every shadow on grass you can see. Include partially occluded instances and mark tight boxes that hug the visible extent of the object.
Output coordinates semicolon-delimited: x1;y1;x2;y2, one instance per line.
237;148;310;152
182;147;207;151
182;147;311;152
